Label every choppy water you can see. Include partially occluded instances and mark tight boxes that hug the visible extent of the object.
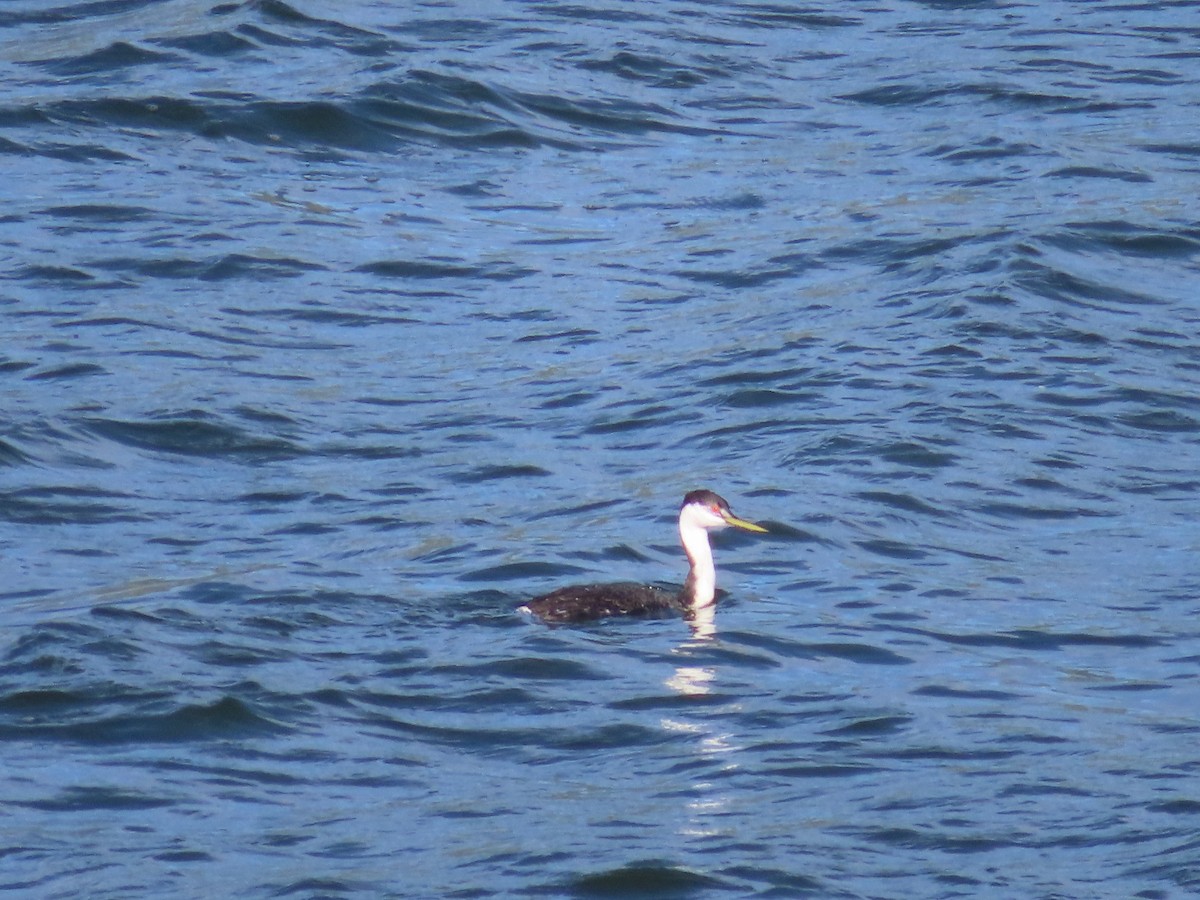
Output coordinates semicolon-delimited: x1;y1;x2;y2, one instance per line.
3;1;1200;897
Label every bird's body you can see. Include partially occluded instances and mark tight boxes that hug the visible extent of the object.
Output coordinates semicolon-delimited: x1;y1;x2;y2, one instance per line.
520;489;766;624
522;583;679;624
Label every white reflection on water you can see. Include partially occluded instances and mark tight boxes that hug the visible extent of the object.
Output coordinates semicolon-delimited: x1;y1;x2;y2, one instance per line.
665;604;717;694
664;604;742;840
686;603;717;641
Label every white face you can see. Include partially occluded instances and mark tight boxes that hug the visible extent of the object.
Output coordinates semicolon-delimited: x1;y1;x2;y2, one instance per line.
682;500;729;531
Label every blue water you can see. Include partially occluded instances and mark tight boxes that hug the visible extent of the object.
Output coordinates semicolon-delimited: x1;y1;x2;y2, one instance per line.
3;1;1199;897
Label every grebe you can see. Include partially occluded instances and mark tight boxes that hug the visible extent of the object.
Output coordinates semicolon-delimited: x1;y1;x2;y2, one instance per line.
520;489;767;623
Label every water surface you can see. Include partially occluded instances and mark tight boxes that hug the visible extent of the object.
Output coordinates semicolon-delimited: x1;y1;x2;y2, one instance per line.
2;1;1199;897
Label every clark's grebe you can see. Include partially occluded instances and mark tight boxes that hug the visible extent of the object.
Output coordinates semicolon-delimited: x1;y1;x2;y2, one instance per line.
520;489;766;623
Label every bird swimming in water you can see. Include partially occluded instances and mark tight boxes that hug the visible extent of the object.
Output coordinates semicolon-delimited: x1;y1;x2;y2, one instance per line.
519;489;767;624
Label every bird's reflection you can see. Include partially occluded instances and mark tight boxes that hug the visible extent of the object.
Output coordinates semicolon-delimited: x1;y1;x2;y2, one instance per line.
663;602;739;840
666;603;717;693
685;602;716;641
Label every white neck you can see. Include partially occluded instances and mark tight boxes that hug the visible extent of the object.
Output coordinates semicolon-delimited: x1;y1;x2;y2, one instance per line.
678;509;717;608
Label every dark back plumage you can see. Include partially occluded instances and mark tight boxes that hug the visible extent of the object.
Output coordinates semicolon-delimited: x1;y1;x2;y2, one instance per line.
521;583;680;624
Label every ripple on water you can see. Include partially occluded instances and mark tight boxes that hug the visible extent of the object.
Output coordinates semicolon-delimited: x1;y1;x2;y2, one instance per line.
0;486;145;526
0;695;288;746
563;862;734;897
78;414;305;460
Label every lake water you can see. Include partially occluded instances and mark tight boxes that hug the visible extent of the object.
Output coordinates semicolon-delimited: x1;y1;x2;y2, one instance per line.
2;1;1199;897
